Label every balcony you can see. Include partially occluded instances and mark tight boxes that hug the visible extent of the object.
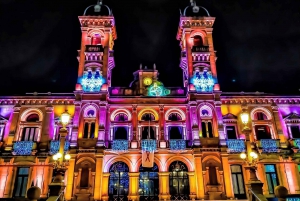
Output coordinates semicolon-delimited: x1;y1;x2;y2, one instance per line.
200;137;220;147
169;139;186;151
192;45;209;52
112;140;129;152
227;139;245;153
85;45;104;52
13;141;36;155
141;139;157;152
257;139;280;153
49;140;70;154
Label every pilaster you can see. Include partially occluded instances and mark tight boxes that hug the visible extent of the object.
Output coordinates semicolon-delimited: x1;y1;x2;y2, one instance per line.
65;158;75;200
158;172;171;201
221;154;234;199
94;156;104;200
187;172;197;200
5;105;21;150
128;172;140;201
194;154;204;199
101;173;110;201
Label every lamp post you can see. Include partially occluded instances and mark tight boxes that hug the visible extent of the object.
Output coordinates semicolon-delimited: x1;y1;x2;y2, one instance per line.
52;110;71;171
240;151;259;181
48;110;71;201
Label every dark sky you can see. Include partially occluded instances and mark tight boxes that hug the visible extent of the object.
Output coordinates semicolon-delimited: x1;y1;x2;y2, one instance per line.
0;0;300;95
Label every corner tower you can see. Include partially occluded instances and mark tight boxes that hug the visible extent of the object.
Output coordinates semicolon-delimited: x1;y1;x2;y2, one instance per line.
177;1;220;93
75;0;116;93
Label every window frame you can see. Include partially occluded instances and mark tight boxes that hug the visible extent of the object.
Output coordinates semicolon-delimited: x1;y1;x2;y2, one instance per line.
13;167;30;198
264;164;279;194
230;165;246;199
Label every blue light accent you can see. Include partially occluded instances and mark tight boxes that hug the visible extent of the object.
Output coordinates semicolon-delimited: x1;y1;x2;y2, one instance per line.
227;139;245;153
13;141;33;155
169;139;186;150
287;198;300;201
191;71;214;92
293;139;300;149
260;139;278;153
49;140;70;155
141;139;157;152
112;140;129;152
147;81;170;96
81;70;104;92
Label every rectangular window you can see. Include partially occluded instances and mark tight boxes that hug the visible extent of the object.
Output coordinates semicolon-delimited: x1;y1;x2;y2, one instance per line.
14;167;29;197
22;127;38;141
201;121;213;138
230;165;246;199
255;125;272;140
226;126;237;139
169;126;183;139
291;126;300;138
142;126;155;139
265;164;279;194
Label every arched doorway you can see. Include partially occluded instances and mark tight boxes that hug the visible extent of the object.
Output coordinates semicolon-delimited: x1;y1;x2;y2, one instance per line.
169;161;190;200
139;163;159;201
108;162;129;201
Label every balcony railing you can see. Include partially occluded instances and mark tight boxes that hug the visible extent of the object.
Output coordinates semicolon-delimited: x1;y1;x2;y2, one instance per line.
50;140;70;154
112;140;129;152
291;138;300;149
169;139;186;151
13;141;35;155
192;45;209;52
85;45;104;52
141;139;156;152
257;139;280;153
227;139;245;153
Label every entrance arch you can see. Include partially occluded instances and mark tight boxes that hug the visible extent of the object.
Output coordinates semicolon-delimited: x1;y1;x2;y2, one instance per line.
139;163;159;201
169;161;190;200
108;162;129;201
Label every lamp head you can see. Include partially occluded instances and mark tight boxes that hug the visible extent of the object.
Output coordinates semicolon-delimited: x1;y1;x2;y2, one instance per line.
61;110;71;128
240;152;247;159
56;153;62;159
53;154;58;161
241;111;249;125
250;151;258;159
65;154;71;160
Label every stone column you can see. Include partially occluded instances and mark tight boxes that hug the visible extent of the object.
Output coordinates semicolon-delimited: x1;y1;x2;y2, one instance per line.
158;172;170;201
221;154;234;199
5;105;21;150
194;154;204;199
40;106;54;150
94;156;103;200
158;105;166;148
65;158;75;200
128;172;140;201
101;173;110;201
271;103;286;141
187;172;197;200
131;105;138;148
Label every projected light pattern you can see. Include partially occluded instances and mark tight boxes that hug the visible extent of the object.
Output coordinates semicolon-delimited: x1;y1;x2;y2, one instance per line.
81;70;104;92
192;71;214;92
147;81;171;96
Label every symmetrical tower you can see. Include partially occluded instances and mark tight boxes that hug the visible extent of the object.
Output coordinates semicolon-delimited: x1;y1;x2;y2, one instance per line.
75;0;117;93
177;1;220;93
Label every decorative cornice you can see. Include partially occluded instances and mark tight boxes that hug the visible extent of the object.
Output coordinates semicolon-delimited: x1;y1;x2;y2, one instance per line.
0;99;74;106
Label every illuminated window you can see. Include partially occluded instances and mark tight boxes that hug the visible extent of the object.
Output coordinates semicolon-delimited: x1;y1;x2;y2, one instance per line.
193;35;203;46
284;113;300;139
265;164;279;194
169;161;190;200
91;34;101;45
230;165;246;199
108;162;129;200
139;163;159;201
13;167;29;198
202;121;213;138
251;109;275;140
83;107;97;139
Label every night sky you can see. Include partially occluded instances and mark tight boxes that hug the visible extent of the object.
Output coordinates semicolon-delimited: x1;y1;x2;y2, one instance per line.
0;0;300;95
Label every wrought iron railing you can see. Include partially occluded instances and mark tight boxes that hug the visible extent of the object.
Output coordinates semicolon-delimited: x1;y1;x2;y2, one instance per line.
13;141;34;155
141;139;156;152
169;139;186;151
227;139;246;153
49;140;70;154
258;139;280;153
112;140;129;152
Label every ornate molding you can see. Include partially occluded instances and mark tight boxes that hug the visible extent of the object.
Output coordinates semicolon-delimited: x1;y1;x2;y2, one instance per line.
221;97;300;105
0;99;74;106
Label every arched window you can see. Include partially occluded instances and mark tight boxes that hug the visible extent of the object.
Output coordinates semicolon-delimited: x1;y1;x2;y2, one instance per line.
114;113;128;122
91;34;101;45
80;166;90;188
230;165;246;199
255;112;268;120
20;113;40;141
200;106;214;138
168;113;182;121
109;162;129;201
193;35;203;46
169;127;183;139
169;161;190;200
114;127;128;140
139;163;159;201
141;113;155;121
83;106;97;139
142;126;155;139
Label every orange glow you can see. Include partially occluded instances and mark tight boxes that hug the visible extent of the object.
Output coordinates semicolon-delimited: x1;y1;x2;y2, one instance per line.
53;105;75;118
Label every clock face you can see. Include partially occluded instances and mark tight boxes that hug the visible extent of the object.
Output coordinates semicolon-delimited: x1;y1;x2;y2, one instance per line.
143;77;153;86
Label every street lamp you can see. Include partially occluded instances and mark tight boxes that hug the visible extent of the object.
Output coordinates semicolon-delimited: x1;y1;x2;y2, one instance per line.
52;110;71;171
241;110;250;131
240;151;260;181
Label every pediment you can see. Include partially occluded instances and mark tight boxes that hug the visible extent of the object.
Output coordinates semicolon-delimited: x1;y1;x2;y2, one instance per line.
284;113;300;120
222;113;237;120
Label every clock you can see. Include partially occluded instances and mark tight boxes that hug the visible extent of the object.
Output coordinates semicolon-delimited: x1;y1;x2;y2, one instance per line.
143;77;153;86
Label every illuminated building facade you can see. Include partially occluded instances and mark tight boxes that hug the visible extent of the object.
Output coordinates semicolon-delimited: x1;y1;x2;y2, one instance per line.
1;1;300;201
